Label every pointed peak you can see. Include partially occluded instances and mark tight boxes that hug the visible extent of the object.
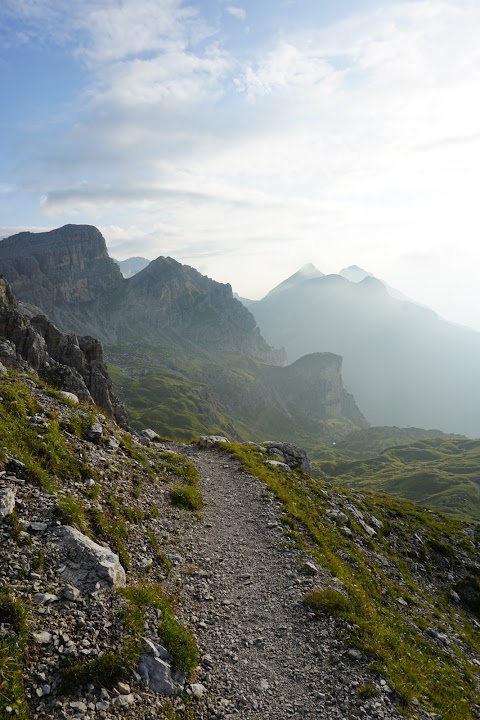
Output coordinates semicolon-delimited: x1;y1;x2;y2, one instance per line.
297;263;323;277
263;263;324;300
339;265;374;283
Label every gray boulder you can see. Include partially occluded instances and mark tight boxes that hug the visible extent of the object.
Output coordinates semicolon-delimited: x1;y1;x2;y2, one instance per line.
138;638;185;696
199;435;229;448
262;442;311;472
59;526;126;590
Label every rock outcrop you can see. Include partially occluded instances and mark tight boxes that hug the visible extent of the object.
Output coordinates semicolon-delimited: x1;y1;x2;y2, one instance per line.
0;276;128;426
263;352;366;426
0;225;123;311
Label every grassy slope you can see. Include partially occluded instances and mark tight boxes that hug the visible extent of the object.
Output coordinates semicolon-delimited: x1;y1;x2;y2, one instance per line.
227;442;480;720
0;371;199;719
316;436;480;522
107;341;360;446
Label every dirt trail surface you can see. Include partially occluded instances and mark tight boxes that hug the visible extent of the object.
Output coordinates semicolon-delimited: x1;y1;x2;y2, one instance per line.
171;444;407;720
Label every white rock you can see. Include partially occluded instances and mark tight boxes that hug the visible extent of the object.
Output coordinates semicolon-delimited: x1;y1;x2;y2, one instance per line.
33;631;52;644
190;683;206;698
138;638;185;696
61;585;81;601
265;460;290;471
58;391;79;404
59;526;126;590
199;435;229;448
113;694;134;707
0;488;15;518
141;428;160;441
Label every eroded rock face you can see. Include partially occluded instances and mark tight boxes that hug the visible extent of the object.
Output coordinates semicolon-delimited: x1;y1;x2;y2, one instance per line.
0;277;128;426
0;225;123;311
58;526;126;591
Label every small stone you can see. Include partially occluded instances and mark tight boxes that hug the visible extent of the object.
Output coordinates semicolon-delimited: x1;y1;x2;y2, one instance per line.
61;585;81;601
88;423;103;441
33;593;58;605
96;701;110;711
33;631;52;644
347;648;363;660
113;694;134;707
0;488;15;518
29;522;48;532
69;700;87;713
117;681;131;695
190;683;206;698
301;561;318;576
260;679;270;691
58;391;79;404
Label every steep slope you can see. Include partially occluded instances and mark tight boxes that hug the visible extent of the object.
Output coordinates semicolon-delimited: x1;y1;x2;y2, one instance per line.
0;277;127;426
1;364;480;719
252;272;480;436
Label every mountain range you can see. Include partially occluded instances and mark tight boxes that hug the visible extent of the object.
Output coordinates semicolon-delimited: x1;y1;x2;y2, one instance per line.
250;264;480;437
0;225;365;444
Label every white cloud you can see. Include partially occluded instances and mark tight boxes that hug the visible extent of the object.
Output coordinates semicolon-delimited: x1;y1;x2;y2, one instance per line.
4;0;480;328
227;6;246;22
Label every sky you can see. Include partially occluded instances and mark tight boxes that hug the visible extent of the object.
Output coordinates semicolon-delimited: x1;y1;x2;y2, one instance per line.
1;0;480;330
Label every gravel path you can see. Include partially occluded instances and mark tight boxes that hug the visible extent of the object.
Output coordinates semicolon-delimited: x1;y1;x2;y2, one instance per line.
173;444;406;720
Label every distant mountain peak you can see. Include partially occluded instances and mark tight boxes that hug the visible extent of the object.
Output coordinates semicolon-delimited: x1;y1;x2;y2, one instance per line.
298;263;323;277
339;265;373;282
263;263;324;300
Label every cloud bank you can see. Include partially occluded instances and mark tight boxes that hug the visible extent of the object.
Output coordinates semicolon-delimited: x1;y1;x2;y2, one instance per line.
2;0;480;330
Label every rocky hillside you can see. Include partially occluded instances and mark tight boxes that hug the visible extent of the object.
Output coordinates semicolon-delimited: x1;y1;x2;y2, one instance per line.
1;365;480;719
0;277;126;427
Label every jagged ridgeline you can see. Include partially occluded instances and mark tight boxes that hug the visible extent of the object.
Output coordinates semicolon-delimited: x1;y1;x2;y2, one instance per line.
0;225;367;444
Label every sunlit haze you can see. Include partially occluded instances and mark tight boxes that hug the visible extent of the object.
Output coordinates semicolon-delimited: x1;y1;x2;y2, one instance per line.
1;0;480;329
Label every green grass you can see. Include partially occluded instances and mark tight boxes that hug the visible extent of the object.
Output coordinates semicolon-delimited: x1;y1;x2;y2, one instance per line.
0;374;93;493
56;495;90;535
303;588;354;619
315;435;480;522
170;485;203;511
120;584;198;675
227;442;480;720
0;588;28;720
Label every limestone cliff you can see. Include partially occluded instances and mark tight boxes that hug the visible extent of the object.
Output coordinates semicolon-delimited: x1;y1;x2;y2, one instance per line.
0;277;127;426
0;225;123;311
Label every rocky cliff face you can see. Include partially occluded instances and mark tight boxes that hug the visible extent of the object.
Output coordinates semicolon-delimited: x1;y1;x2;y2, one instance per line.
105;257;286;365
0;225;123;312
0;226;284;365
0;277;127;426
264;352;367;426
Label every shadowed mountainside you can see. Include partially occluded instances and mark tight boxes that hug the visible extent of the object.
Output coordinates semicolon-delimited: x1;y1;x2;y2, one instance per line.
251;270;480;437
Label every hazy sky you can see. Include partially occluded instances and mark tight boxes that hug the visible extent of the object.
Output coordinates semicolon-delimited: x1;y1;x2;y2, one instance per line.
1;0;480;330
